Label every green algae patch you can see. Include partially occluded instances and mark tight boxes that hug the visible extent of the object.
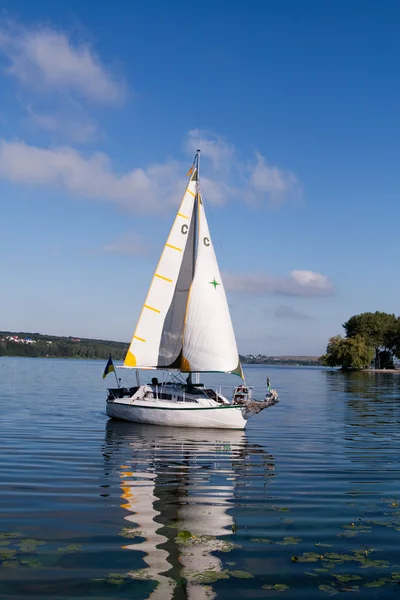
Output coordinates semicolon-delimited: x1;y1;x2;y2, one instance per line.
128;569;153;581
175;532;239;553
20;558;42;568
342;524;371;533
19;540;46;553
323;553;355;563
0;532;21;540
183;569;230;584
262;584;289;592
177;530;193;540
56;544;82;553
314;568;330;573
337;531;358;538
318;584;338;595
332;574;361;583
229;570;254;579
364;578;389;588
253;536;301;545
0;549;17;560
108;578;124;585
358;558;389;569
1;560;19;568
277;537;302;545
324;553;347;560
216;540;240;552
295;552;321;563
119;527;143;538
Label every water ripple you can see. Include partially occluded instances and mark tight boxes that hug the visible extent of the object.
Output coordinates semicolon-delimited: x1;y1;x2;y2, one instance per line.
1;358;400;599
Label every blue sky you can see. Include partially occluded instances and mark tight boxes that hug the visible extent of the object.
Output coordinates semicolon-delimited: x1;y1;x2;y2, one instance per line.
1;0;399;355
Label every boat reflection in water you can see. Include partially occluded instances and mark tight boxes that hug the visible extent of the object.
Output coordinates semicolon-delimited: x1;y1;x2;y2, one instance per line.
103;421;275;600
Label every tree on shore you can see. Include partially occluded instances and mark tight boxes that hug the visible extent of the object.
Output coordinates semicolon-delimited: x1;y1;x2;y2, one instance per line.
384;318;400;361
343;312;397;368
320;335;374;370
321;311;400;370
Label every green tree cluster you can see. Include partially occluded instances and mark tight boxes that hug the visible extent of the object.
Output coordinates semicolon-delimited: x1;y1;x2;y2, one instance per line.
320;312;400;370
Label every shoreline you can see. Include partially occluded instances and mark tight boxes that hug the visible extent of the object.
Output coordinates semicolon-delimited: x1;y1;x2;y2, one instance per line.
366;368;400;373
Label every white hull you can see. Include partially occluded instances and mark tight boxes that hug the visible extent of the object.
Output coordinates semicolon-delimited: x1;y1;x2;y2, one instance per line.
106;399;248;429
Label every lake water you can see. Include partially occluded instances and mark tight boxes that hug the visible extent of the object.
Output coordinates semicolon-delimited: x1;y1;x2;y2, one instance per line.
1;358;400;599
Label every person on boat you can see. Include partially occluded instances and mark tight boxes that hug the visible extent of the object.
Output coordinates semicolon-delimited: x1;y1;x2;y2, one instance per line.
186;374;194;390
234;384;246;401
151;377;159;386
267;377;271;393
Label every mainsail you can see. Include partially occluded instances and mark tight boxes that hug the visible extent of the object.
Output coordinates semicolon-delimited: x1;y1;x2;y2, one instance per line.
124;153;243;378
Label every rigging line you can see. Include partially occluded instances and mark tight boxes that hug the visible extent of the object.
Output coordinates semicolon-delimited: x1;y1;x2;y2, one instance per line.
119;340;130;362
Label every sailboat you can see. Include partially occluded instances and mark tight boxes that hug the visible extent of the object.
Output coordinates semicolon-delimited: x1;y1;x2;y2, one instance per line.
106;150;278;429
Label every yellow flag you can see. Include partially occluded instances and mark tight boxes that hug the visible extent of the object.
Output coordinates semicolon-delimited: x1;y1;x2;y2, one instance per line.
186;164;194;177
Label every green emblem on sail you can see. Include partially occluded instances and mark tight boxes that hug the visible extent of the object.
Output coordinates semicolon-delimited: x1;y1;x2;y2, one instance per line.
209;278;220;290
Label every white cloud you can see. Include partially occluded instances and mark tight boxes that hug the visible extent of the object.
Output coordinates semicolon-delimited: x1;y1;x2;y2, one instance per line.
247;152;299;207
274;305;312;320
0;21;125;104
186;130;300;208
0;130;301;213
23;104;99;143
200;176;235;206
186;129;235;171
103;231;150;256
0;139;183;213
223;270;334;297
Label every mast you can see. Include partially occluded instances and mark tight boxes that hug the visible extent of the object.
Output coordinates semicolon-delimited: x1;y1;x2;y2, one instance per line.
187;150;200;386
193;149;200;274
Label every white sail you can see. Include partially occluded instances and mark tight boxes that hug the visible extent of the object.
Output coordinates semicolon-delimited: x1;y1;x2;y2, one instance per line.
181;197;243;376
124;172;197;369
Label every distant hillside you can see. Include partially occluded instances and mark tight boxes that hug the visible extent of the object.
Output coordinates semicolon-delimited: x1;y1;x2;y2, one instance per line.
240;354;321;366
0;331;321;366
0;331;127;360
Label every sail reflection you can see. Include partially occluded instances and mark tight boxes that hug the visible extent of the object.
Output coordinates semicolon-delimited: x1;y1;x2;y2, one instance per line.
103;421;275;599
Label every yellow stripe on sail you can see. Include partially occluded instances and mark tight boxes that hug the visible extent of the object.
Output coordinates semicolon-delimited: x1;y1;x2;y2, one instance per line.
181;356;191;372
154;273;172;283
178;212;188;218
166;243;182;252
144;304;160;314
186;188;195;197
133;335;146;342
124;352;136;367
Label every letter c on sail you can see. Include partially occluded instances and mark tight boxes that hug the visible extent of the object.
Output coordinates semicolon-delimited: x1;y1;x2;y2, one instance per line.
203;237;210;246
181;224;188;235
